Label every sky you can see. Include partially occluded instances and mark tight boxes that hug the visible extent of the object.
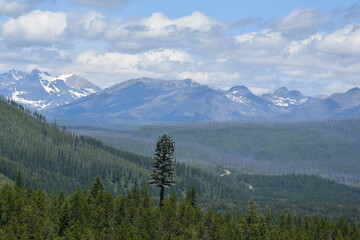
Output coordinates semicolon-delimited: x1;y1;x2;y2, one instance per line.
1;0;360;95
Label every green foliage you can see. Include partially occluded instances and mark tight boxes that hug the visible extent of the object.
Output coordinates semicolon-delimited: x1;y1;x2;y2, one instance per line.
0;97;149;194
245;201;261;240
0;179;359;239
15;171;24;189
149;134;176;188
149;134;176;206
185;187;197;207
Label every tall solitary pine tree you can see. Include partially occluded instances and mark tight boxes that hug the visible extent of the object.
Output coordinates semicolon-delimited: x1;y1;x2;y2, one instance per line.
149;134;175;206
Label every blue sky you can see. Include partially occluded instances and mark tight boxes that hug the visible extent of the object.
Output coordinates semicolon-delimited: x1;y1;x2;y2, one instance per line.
1;0;360;95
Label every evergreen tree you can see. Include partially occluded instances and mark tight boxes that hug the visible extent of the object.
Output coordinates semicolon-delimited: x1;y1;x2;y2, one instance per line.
88;176;104;204
245;201;261;240
15;171;24;189
185;187;197;207
149;134;175;206
58;201;71;236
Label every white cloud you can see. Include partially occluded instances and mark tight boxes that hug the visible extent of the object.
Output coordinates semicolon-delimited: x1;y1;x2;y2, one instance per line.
69;0;133;9
143;49;192;64
248;87;273;95
234;29;288;55
316;23;360;56
75;49;193;82
275;8;331;38
324;81;356;94
76;49;192;67
0;46;70;63
0;7;360;95
103;12;226;52
141;11;224;32
179;71;210;82
0;0;29;16
283;68;305;77
2;10;67;46
285;33;322;55
67;11;107;38
314;72;335;79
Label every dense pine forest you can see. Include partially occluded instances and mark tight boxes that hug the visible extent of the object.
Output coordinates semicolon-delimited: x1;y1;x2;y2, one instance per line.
1;96;360;237
0;179;359;240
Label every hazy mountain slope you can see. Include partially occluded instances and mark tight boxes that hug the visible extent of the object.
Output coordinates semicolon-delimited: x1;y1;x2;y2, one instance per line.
78;119;360;185
280;87;360;120
46;78;263;123
46;77;360;125
46;78;314;124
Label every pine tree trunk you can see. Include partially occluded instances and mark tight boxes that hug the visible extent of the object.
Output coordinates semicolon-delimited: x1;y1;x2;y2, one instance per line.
159;186;165;207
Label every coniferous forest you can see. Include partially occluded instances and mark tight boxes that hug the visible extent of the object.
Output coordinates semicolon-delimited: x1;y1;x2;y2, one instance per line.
0;179;359;240
0;96;360;239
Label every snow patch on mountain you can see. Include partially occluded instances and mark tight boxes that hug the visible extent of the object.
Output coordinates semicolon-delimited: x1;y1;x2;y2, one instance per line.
0;69;101;110
40;79;58;94
84;87;97;94
12;90;53;110
39;72;55;82
220;169;231;177
12;73;20;81
226;94;249;104
69;89;87;98
270;96;309;107
57;73;74;82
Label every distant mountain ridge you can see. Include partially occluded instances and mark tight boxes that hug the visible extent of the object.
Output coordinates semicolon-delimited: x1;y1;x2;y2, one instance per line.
1;70;359;123
45;77;360;124
281;87;360;120
0;69;101;110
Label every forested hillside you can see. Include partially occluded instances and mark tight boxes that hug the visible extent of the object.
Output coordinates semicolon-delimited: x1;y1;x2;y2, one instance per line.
1;96;360;223
0;96;149;193
77;119;360;185
0;181;359;239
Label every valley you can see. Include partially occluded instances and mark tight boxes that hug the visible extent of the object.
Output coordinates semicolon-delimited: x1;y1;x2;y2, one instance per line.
74;118;360;186
0;95;359;223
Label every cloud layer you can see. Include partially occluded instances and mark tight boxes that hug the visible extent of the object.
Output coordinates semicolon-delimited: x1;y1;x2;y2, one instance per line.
3;10;67;46
69;0;133;9
0;5;360;95
0;0;29;16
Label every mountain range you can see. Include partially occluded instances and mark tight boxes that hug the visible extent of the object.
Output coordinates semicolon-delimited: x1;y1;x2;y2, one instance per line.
0;69;101;110
46;77;360;125
46;77;314;124
1;69;359;124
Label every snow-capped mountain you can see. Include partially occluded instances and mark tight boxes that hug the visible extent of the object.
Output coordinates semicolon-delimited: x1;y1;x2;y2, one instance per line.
46;77;249;123
46;78;313;124
0;69;101;110
56;73;100;98
226;85;274;112
261;87;311;109
4;72;358;124
280;87;360;120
